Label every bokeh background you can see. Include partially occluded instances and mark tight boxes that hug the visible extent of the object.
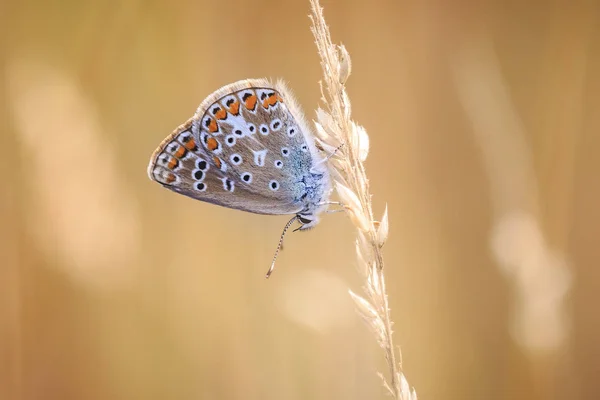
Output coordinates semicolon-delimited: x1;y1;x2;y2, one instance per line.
2;0;599;399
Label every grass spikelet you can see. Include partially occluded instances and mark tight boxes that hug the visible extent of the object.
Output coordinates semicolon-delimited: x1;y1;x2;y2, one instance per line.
309;1;417;398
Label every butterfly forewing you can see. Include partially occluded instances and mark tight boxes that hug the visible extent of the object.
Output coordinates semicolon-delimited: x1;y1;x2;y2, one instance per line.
148;78;322;215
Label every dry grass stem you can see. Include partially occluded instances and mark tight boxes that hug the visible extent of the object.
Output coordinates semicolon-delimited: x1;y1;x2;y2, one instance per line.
309;1;417;399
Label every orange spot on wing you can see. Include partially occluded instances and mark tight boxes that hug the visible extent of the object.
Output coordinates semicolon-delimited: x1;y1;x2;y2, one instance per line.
228;102;240;115
184;138;197;150
263;94;278;108
244;95;257;110
208;119;218;133
166;173;176;183
213;156;222;169
174;146;187;158
167;158;179;170
215;109;227;120
206;137;219;151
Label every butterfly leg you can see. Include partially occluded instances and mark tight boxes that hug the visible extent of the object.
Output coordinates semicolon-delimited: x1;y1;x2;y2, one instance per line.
318;201;348;213
320;201;346;207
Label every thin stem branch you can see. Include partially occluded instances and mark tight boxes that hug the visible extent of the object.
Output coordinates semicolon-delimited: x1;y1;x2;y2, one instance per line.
308;1;416;399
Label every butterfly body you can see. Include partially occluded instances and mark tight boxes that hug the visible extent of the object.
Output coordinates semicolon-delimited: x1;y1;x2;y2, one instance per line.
148;78;331;230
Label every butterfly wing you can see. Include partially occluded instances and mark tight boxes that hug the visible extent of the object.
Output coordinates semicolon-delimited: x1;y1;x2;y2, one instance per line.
148;78;323;216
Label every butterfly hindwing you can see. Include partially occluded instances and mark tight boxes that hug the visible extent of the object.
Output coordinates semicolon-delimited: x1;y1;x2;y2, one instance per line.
148;79;323;215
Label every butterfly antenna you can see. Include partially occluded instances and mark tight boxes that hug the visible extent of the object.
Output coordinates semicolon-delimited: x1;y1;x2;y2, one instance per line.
266;215;298;279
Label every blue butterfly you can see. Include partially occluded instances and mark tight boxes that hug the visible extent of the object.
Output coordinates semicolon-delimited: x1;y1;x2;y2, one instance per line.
148;79;333;276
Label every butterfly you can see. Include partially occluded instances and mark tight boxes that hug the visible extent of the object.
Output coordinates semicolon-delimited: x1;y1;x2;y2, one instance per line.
147;79;333;277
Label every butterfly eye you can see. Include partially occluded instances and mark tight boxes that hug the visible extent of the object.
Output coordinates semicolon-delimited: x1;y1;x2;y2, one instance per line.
298;215;313;224
287;126;297;137
281;147;290;157
274;160;283;169
269;180;280;191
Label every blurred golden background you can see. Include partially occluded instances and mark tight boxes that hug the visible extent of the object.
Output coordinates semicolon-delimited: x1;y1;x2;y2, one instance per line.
1;0;599;399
